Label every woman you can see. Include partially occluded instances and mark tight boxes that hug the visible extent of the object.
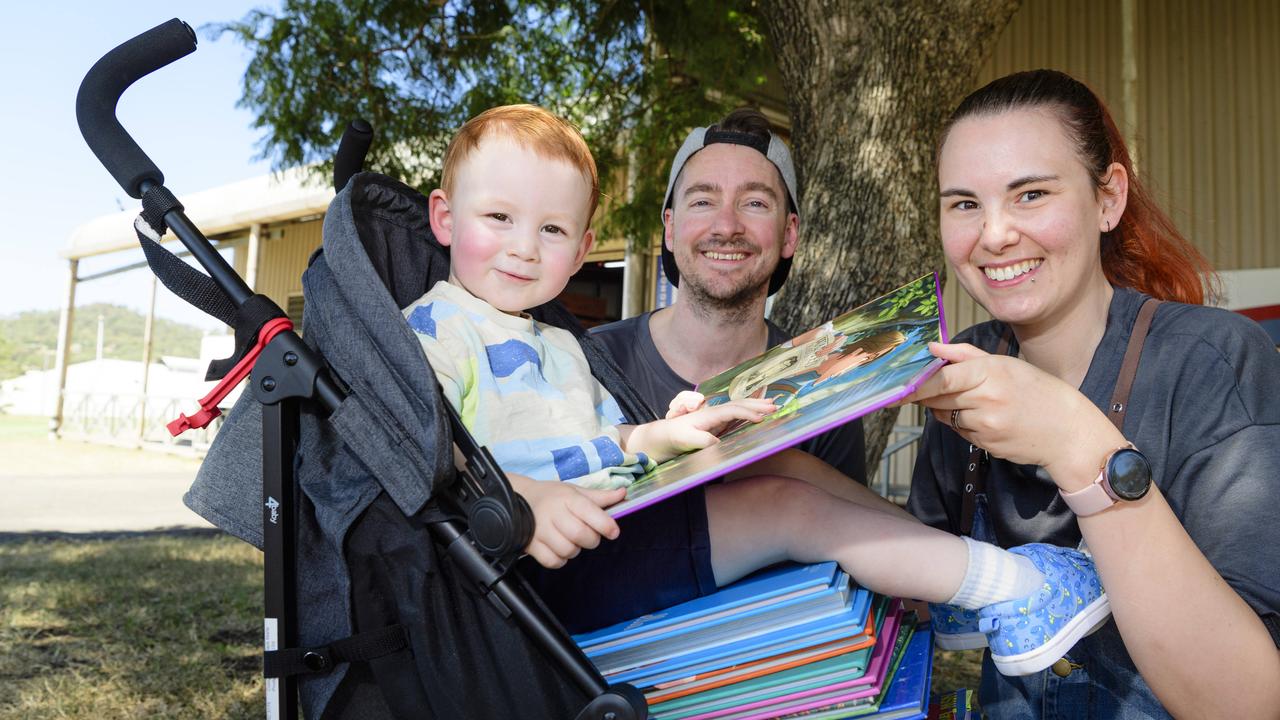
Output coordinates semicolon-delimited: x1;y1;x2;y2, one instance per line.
906;69;1280;717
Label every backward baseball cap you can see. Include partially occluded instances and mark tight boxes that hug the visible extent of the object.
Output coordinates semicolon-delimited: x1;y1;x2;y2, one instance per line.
660;122;799;296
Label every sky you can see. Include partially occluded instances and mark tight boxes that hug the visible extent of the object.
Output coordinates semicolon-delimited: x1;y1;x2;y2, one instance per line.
0;2;281;331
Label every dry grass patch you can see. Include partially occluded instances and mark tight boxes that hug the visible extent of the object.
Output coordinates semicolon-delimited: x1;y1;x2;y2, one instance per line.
0;534;264;719
931;648;985;698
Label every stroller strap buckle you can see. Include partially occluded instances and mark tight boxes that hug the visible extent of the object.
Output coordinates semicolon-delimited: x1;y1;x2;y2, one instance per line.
262;624;409;679
167;317;294;435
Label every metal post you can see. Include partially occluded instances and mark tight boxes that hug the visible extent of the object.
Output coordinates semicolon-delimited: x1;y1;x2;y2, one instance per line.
139;275;158;443
50;259;79;438
262;399;299;720
621;240;648;320
246;222;263;290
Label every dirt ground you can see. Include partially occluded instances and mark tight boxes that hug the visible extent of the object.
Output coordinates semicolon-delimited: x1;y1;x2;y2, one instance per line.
0;416;209;534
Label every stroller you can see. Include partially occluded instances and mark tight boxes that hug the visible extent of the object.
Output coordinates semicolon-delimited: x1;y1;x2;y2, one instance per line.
77;19;652;720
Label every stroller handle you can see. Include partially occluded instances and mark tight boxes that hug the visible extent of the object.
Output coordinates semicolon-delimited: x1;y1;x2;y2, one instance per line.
333;119;373;192
76;18;197;199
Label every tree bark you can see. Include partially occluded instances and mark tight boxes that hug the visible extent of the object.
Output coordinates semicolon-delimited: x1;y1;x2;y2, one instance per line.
758;0;1020;474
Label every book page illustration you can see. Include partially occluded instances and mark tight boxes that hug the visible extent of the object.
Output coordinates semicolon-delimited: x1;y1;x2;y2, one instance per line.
610;273;948;518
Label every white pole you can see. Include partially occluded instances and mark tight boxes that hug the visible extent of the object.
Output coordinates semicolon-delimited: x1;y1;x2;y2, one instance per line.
139;275;158;443
51;259;78;439
96;314;105;362
246;222;263;290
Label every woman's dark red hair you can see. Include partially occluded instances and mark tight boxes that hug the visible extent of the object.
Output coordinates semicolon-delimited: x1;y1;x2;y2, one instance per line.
940;69;1216;305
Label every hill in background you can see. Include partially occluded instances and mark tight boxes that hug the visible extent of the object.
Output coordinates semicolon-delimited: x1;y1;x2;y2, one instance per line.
0;304;211;380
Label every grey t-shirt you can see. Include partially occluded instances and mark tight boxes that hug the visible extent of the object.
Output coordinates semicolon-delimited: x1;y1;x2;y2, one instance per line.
589;311;868;484
908;285;1280;645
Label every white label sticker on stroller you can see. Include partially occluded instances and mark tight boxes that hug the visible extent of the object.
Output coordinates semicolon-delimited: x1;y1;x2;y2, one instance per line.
264;618;279;720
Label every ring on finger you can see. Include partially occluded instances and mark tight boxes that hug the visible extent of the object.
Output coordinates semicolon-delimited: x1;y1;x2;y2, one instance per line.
950;408;963;431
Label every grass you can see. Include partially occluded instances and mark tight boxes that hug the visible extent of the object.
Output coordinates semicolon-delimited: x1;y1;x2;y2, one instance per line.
931;648;985;697
0;534;265;719
0;534;984;719
0;413;49;442
0;412;982;714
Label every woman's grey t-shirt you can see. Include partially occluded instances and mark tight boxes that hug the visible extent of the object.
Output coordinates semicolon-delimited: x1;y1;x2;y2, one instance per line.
908;285;1280;644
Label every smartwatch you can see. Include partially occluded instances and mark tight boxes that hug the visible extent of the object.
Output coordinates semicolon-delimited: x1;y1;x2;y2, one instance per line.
1059;443;1153;517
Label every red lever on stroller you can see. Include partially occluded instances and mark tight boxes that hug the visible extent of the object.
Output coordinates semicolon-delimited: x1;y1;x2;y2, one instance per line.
167;317;295;435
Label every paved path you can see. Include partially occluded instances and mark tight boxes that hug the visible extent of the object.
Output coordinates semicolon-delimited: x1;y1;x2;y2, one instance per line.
0;434;213;534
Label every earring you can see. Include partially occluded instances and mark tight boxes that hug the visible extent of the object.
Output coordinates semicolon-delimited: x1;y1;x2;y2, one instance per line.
1104;220;1111;233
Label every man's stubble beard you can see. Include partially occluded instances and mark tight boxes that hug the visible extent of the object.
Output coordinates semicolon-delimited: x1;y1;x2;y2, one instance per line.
680;266;771;326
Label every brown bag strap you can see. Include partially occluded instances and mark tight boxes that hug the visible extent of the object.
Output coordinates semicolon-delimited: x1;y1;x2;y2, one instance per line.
957;298;1161;536
1106;298;1161;431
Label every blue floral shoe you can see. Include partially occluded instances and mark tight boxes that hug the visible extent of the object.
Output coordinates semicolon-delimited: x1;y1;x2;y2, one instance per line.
977;543;1111;676
928;603;987;651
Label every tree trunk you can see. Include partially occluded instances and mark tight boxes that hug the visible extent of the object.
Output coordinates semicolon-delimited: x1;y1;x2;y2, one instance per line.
758;0;1020;476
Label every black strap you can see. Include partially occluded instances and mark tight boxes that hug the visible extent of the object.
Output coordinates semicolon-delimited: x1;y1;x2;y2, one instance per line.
134;184;238;327
958;443;987;537
133;184;291;381
204;294;290;381
958;299;1162;535
263;624;409;679
704;128;770;156
958;330;1013;536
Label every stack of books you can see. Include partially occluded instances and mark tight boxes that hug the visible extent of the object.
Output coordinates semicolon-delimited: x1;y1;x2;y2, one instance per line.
573;562;934;719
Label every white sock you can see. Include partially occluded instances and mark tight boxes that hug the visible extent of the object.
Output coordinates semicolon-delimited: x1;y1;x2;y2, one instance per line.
947;537;1045;610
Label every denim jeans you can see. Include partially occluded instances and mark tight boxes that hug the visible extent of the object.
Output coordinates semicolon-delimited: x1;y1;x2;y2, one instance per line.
968;495;1172;719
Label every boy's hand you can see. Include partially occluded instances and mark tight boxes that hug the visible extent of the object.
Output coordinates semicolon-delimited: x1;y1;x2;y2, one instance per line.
628;398;777;462
509;474;625;569
666;390;708;419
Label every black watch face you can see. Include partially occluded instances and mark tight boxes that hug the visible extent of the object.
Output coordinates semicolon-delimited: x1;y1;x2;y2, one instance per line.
1109;448;1153;501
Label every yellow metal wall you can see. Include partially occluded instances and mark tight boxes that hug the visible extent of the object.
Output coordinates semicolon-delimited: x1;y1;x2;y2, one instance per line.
254;219;324;311
978;0;1127;116
944;0;1279;335
1138;0;1280;271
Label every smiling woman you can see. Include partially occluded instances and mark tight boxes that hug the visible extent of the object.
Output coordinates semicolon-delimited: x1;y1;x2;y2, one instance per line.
907;69;1280;719
938;108;1121;345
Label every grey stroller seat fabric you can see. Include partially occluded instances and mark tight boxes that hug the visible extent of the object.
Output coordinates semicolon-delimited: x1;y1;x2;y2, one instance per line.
185;172;655;717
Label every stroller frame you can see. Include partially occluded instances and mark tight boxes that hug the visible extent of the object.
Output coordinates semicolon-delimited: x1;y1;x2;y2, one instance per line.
76;18;646;720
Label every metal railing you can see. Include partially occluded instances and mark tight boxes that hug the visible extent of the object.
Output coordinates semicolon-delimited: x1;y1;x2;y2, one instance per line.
58;391;221;454
874;424;924;503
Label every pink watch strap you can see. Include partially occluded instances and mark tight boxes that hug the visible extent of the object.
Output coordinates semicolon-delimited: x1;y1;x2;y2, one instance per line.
1060;470;1115;517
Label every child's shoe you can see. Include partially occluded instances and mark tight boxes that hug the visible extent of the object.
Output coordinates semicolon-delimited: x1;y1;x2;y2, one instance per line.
977;543;1110;676
928;603;987;651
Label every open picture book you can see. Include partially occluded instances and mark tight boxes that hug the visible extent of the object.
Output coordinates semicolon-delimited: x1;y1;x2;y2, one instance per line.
609;272;949;518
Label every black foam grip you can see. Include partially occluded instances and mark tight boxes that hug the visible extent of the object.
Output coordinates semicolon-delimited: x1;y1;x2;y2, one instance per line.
333;119;373;192
76;18;197;198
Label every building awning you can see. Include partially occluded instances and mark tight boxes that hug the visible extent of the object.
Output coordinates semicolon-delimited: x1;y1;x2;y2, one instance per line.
63;166;334;260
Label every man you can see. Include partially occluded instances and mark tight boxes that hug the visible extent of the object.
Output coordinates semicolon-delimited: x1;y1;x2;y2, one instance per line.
590;108;866;484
